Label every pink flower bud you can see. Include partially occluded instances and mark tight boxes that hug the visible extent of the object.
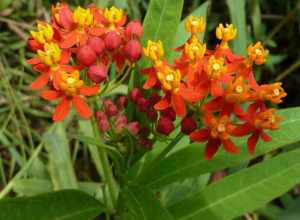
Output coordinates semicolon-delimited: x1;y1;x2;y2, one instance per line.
117;96;128;109
161;108;176;121
125;21;143;39
124;39;142;62
96;111;110;132
114;114;128;134
87;64;107;83
105;32;122;50
156;116;174;135
129;88;142;103
181;117;197;134
88;37;105;55
103;99;118;117
137;97;150;112
76;45;97;66
138;137;153;149
127;122;140;135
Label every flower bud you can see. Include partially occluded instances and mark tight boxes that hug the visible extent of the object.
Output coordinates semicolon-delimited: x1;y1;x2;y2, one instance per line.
124;39;142;62
139;127;150;138
117;96;128;109
156;116;174;135
148;92;161;106
105;31;122;50
137;97;150;112
96;111;110;132
138;137;153;149
147;109;158;121
88;37;105;55
76;45;97;66
127;121;140;135
129;88;142;103
103;99;118;117
87;64;107;83
125;21;143;39
161;108;176;121
114;114;128;133
27;38;43;52
181;117;197;134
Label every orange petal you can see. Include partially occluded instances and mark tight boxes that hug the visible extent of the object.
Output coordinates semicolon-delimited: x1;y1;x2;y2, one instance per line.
30;73;50;90
222;139;240;154
89;27;106;36
154;98;170;110
60;33;78;49
143;71;157;89
189;129;210;142
79;85;99;96
72;96;93;119
211;80;224;97
53;97;71;122
60;50;71;65
41;90;61;101
171;94;186;117
27;57;41;65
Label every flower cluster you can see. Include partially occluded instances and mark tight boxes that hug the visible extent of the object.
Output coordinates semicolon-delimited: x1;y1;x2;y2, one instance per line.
27;3;143;121
142;16;286;160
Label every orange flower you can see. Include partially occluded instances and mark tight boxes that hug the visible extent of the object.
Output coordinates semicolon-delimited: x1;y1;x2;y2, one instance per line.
190;113;239;160
254;82;287;104
246;41;269;66
41;70;99;121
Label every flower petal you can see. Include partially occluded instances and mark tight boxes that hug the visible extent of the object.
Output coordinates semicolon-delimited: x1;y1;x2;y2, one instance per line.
205;139;221;160
79;85;100;96
247;131;260;154
260;131;272;142
190;129;210;142
40;90;61;101
60;50;71;65
171;94;186;117
202;97;224;112
222;139;240;154
30;73;50;90
89;27;106;36
154;98;170;110
211;80;224;97
72;96;93;119
60;32;78;49
231;123;252;137
27;57;41;65
143;71;157;89
53;97;71;122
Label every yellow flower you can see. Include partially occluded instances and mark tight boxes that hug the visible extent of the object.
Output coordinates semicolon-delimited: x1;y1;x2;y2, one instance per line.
59;70;84;96
30;22;54;45
143;40;164;62
247;41;269;65
73;7;93;27
216;23;237;48
184;36;206;61
37;42;61;66
185;16;206;35
157;66;181;93
104;6;124;25
207;56;227;80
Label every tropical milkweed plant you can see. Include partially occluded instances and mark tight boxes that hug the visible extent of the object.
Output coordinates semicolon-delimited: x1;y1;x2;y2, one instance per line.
1;0;300;220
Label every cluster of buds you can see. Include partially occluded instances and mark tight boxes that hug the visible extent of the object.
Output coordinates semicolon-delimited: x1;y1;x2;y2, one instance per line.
96;96;153;149
27;3;143;121
142;16;287;160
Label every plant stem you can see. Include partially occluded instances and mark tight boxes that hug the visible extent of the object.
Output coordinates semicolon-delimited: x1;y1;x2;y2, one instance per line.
275;58;300;81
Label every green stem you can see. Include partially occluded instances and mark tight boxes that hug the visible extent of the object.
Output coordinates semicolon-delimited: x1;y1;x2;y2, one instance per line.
274;58;300;81
91;116;118;211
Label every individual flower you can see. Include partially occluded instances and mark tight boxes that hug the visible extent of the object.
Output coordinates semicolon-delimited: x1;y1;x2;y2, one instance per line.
185;16;206;35
246;41;269;66
216;23;237;49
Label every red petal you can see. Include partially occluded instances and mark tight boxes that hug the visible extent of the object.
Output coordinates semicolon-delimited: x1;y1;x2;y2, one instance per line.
231;123;252;137
30;73;50;90
171;94;186;117
204;139;221;160
189;129;210;142
60;33;78;49
41;90;61;100
143;71;157;89
89;27;106;36
222;139;240;154
211;80;224;97
53;97;71;122
247;131;259;154
27;57;41;65
72;96;93;119
260;131;272;142
202;97;224;112
179;84;206;103
79;85;99;96
60;50;71;65
154;98;170;110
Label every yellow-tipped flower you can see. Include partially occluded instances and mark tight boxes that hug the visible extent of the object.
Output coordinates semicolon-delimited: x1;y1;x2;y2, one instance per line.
104;6;124;25
216;23;237;48
73;6;93;27
37;42;61;66
30;22;54;45
185;16;206;35
157;66;181;93
184;36;206;61
59;70;84;96
143;40;164;62
247;41;269;65
207;56;227;80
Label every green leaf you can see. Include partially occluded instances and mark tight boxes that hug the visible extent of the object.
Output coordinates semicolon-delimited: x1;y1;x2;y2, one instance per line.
0;190;103;220
226;0;248;55
44;123;78;189
141;0;184;61
119;184;175;220
135;107;300;189
174;1;210;47
169;149;300;220
279;198;300;220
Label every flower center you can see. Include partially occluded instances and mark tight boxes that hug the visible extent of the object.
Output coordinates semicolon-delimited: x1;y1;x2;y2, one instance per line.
235;85;244;93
